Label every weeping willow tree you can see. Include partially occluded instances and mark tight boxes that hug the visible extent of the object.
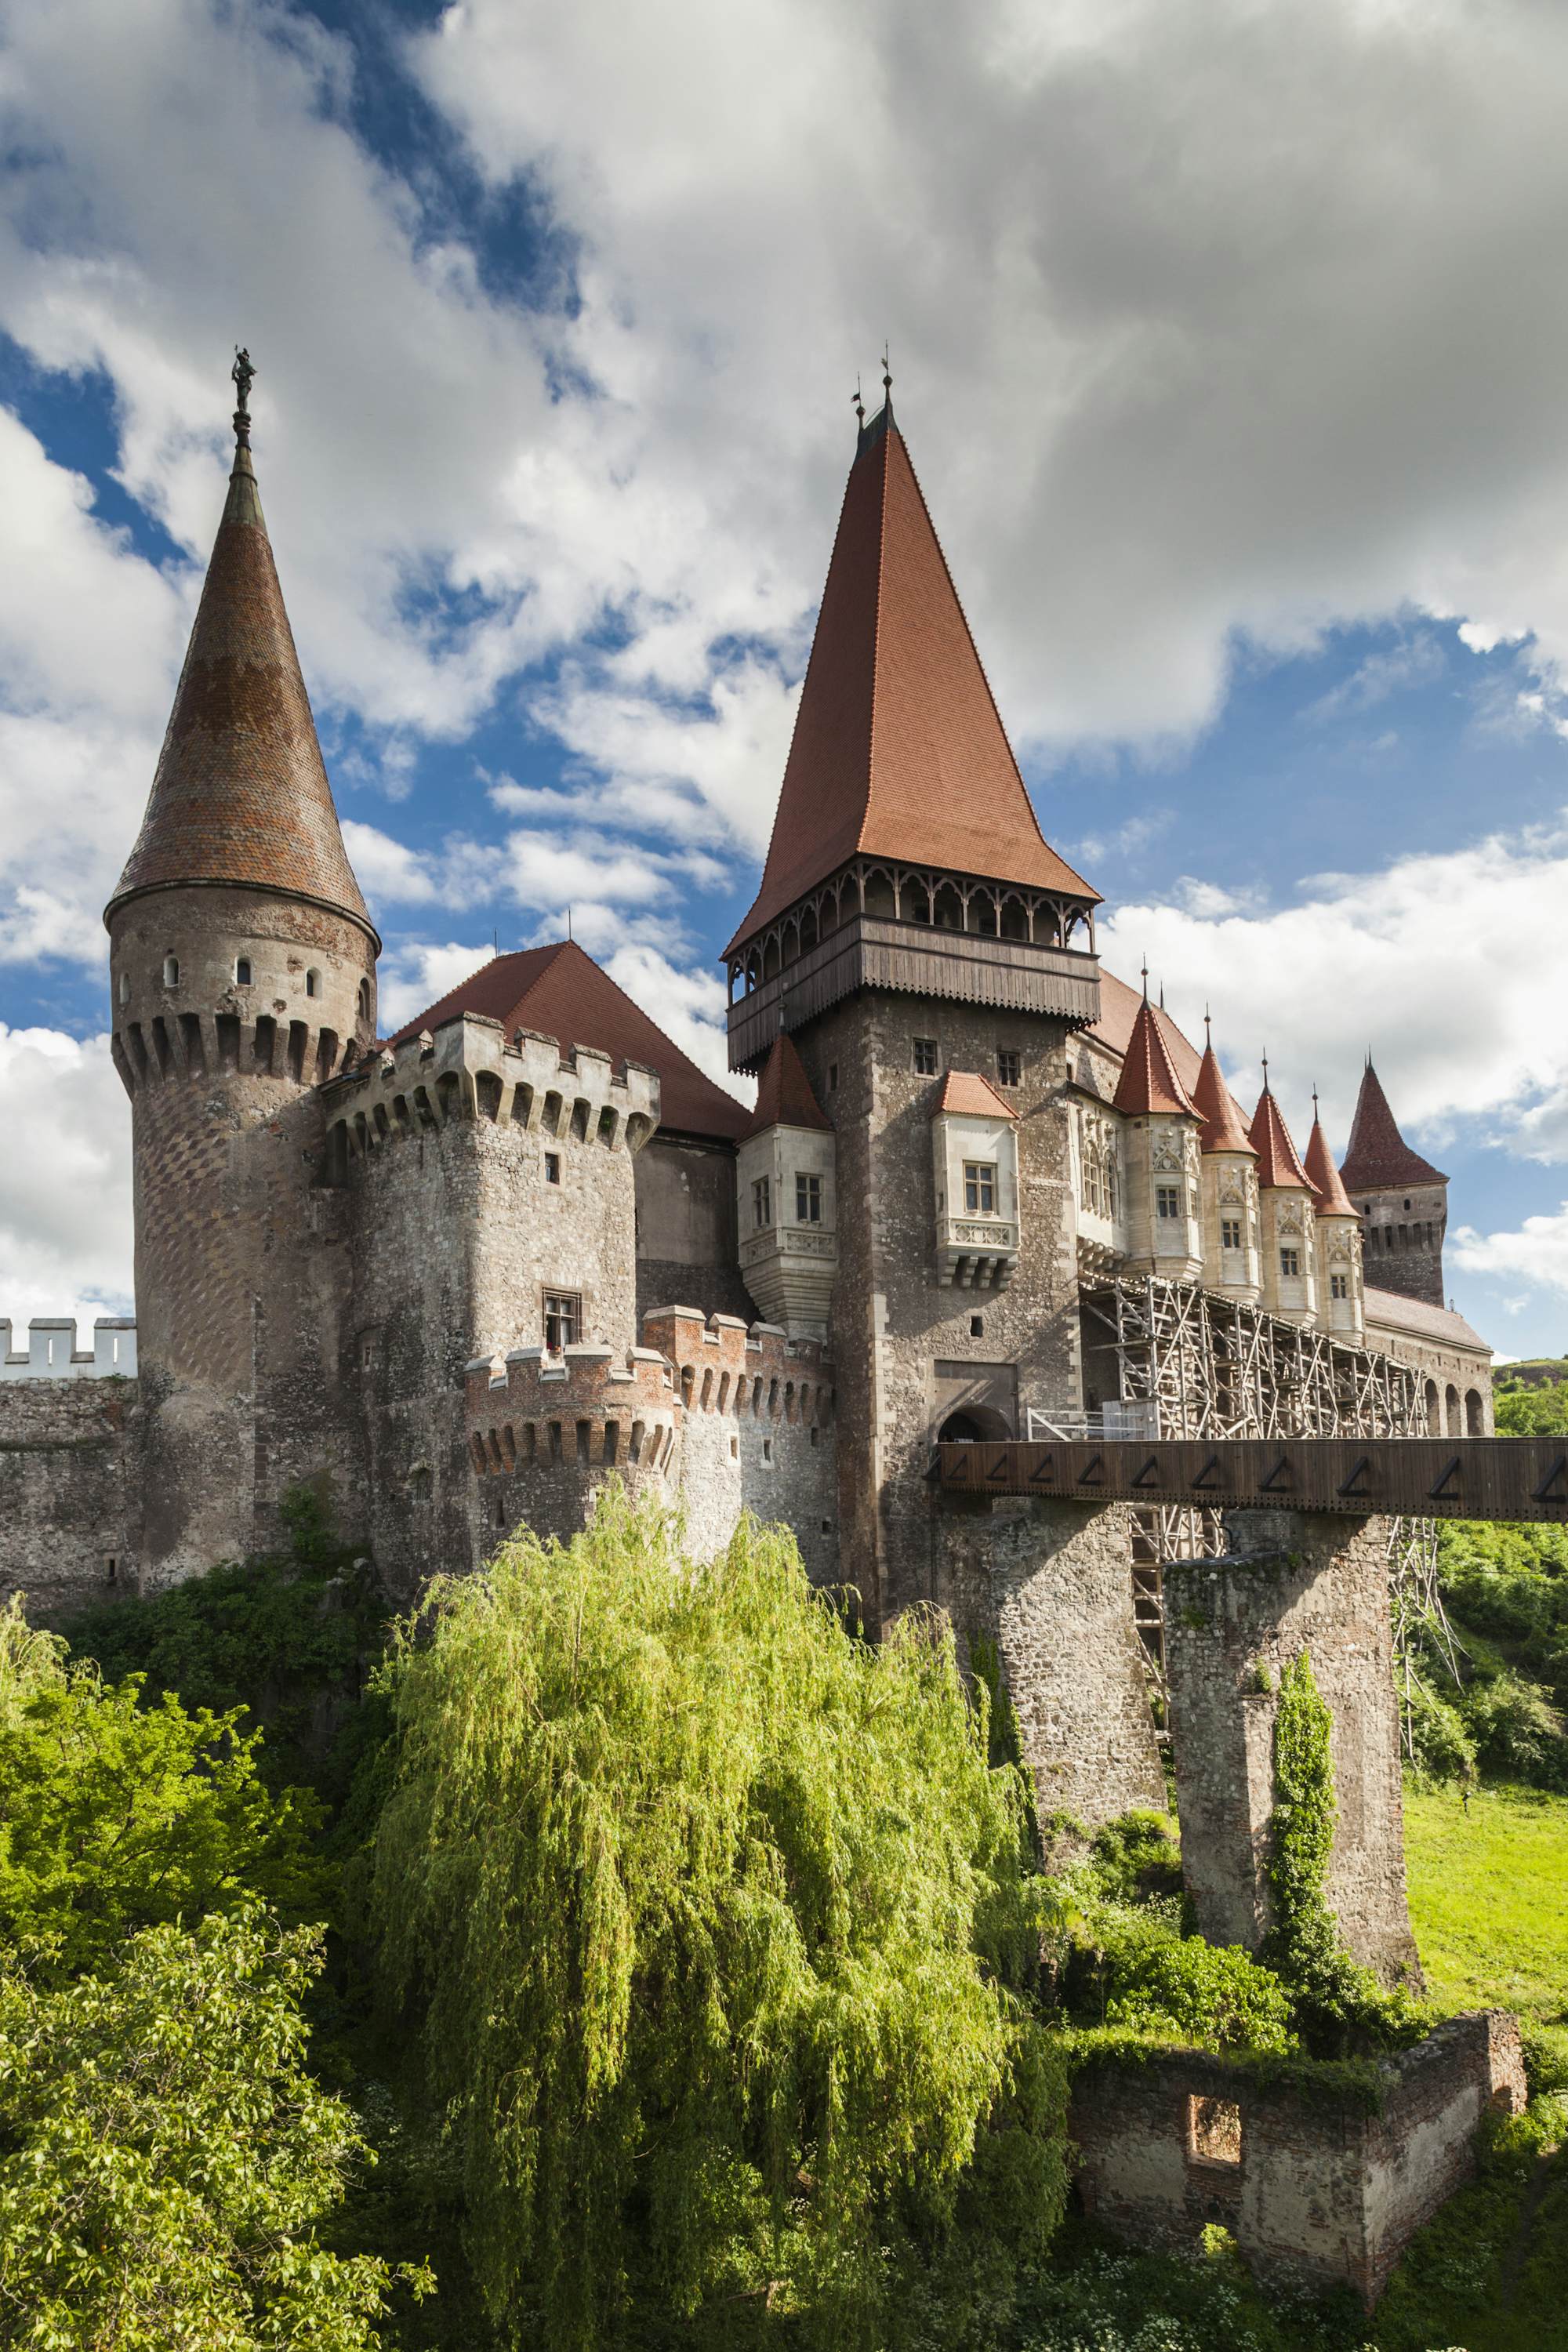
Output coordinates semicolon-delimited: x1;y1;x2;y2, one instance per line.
370;1488;1066;2351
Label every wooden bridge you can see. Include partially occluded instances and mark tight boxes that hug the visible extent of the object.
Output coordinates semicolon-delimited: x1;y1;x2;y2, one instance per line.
937;1435;1568;1525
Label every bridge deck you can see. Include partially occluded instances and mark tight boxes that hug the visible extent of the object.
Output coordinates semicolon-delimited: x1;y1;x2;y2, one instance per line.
938;1436;1568;1524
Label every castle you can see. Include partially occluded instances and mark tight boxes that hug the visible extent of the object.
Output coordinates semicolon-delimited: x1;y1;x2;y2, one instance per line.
4;371;1495;1951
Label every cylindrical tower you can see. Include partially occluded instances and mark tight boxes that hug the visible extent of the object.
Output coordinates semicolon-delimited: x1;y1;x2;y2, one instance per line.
104;357;378;1584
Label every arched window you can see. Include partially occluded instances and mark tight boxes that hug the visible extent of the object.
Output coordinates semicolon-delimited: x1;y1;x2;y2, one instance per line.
162;955;180;987
358;977;371;1022
234;956;252;986
1465;1388;1484;1436
305;968;321;999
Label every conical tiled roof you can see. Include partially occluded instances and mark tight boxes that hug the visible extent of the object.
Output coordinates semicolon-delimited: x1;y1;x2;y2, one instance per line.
739;1032;831;1140
107;439;373;938
724;405;1095;956
1339;1062;1446;1191
1190;1039;1256;1156
1248;1086;1312;1190
1112;994;1198;1117
1305;1112;1357;1218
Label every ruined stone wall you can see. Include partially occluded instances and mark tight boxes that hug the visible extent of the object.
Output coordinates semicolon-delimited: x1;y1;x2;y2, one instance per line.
1069;2011;1524;2308
0;1378;140;1619
790;993;1083;1628
1164;1508;1419;1983
936;1495;1165;1832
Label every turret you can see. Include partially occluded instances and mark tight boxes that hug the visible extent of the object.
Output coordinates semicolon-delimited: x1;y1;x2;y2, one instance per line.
1305;1093;1364;1341
1112;990;1203;1280
103;354;377;1581
1339;1060;1447;1310
735;1033;838;1337
1190;1018;1260;1302
1248;1068;1317;1323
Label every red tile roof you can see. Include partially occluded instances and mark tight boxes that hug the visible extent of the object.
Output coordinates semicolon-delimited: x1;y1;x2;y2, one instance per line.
1305;1113;1357;1217
107;446;373;939
1363;1288;1488;1352
1090;970;1203;1095
1339;1062;1446;1191
931;1069;1018;1120
724;407;1096;956
1190;1040;1256;1156
1112;993;1198;1117
1248;1087;1312;1190
389;940;750;1140
739;1033;831;1139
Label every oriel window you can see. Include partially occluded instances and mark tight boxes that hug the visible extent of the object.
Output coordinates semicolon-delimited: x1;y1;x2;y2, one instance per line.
1156;1185;1181;1219
1221;1217;1243;1250
796;1173;822;1223
1279;1247;1301;1278
963;1162;996;1214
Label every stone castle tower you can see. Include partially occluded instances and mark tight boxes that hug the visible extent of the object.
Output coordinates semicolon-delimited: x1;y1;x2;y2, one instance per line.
1339;1060;1449;1310
104;379;379;1579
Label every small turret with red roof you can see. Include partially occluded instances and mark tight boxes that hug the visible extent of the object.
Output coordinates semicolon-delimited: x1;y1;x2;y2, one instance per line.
1249;1062;1319;1324
1305;1093;1364;1340
1113;984;1203;1282
1190;1018;1261;1301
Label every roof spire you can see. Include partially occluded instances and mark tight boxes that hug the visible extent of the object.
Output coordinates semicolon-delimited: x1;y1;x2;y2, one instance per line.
1192;1025;1257;1157
1261;1050;1270;1091
1203;1004;1212;1045
230;344;254;454
1141;958;1149;1003
1305;1095;1356;1217
1249;1078;1312;1190
1112;991;1197;1118
1340;1061;1446;1190
881;340;892;418
852;372;865;433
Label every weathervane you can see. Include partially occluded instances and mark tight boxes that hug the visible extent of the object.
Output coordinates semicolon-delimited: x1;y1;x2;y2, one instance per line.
231;345;255;451
852;372;865;430
881;341;892;407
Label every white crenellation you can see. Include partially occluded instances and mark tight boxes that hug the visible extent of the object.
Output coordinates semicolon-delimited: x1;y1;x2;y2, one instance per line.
0;1318;137;1380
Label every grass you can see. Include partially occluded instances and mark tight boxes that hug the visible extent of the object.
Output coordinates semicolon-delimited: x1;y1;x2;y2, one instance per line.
1403;1780;1568;2027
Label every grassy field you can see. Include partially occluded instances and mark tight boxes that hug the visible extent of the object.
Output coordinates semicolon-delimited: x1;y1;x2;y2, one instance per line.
1404;1781;1568;2026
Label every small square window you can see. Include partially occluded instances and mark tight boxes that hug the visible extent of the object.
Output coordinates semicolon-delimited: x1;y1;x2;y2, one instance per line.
1279;1247;1301;1278
543;1290;581;1352
970;1315;985;1338
796;1172;822;1223
964;1161;996;1214
753;1174;771;1228
1221;1217;1243;1251
1156;1184;1181;1219
996;1048;1020;1088
544;1152;561;1185
913;1037;938;1076
821;1518;833;1534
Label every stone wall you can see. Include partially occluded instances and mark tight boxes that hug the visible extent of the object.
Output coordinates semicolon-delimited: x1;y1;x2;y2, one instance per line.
635;1134;756;1325
0;1377;140;1619
1165;1508;1419;1984
937;1494;1165;1833
1070;2011;1525;2308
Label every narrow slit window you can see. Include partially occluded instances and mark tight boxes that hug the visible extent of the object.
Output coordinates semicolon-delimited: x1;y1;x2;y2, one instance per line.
544;1151;561;1185
234;956;252;986
162;955;180;988
305;968;321;999
753;1174;771;1229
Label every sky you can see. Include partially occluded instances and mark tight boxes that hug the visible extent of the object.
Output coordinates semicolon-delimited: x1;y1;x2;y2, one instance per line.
2;0;1568;1357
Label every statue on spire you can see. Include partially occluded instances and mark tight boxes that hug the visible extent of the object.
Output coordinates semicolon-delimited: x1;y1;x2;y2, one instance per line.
231;346;254;450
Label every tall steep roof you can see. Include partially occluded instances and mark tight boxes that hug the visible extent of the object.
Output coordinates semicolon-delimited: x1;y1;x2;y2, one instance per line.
387;940;750;1142
739;1033;831;1140
1191;1040;1256;1156
1305;1111;1357;1218
107;438;372;938
1249;1086;1312;1190
724;405;1095;956
1112;994;1198;1117
1339;1062;1446;1191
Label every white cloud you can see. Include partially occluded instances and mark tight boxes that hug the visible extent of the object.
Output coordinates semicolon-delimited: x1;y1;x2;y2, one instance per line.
1453;1207;1568;1304
1100;811;1568;1156
601;944;751;1102
376;942;496;1033
0;1025;132;1323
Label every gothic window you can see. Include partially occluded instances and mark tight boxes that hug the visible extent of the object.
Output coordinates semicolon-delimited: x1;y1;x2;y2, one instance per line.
913;1037;938;1075
753;1174;771;1228
1221;1217;1243;1250
1280;1247;1301;1277
234;956;252;986
795;1173;821;1223
964;1161;996;1214
1156;1184;1181;1219
543;1290;581;1352
996;1048;1021;1088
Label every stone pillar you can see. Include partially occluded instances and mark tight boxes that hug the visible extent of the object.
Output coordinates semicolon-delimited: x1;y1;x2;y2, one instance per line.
938;1494;1166;1838
1165;1509;1419;1986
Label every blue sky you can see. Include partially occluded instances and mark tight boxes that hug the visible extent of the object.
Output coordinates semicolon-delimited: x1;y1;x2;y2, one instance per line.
2;0;1568;1357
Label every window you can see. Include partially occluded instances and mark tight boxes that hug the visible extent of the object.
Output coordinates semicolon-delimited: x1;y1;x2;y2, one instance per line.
964;1161;996;1214
913;1037;938;1075
117;973;129;1005
305;968;321;999
1187;2095;1242;2169
762;1437;774;1463
1156;1184;1181;1219
970;1315;985;1338
1221;1217;1243;1250
1279;1247;1301;1278
358;978;372;1021
996;1048;1021;1088
753;1174;771;1228
828;1062;838;1091
234;956;252;986
1330;1272;1349;1300
796;1172;822;1223
162;955;180;987
544;1152;561;1185
543;1290;581;1352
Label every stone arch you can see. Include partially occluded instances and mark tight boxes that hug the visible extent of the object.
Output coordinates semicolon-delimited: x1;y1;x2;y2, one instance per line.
1465;1387;1485;1436
1444;1382;1461;1436
937;1403;1013;1444
1425;1377;1440;1435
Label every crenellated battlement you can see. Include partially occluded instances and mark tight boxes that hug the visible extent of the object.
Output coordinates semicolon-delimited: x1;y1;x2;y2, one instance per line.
1;1318;137;1380
325;1012;662;1175
641;1305;833;1424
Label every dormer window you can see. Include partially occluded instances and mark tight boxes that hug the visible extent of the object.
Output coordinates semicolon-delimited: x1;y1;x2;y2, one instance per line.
162;955;180;987
305;969;321;999
234;956;252;986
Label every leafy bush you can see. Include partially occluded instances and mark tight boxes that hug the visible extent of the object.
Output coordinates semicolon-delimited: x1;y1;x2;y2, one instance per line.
1401;1664;1476;1784
1494;1376;1568;1436
0;1907;430;2348
0;1597;326;1977
372;1486;1069;2351
1086;1810;1184;1907
1461;1670;1568;1788
1091;1908;1295;2053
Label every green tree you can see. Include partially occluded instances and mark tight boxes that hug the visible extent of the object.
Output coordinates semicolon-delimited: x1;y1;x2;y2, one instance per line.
1494;1376;1568;1436
0;1906;429;2349
0;1598;326;1976
371;1490;1067;2351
